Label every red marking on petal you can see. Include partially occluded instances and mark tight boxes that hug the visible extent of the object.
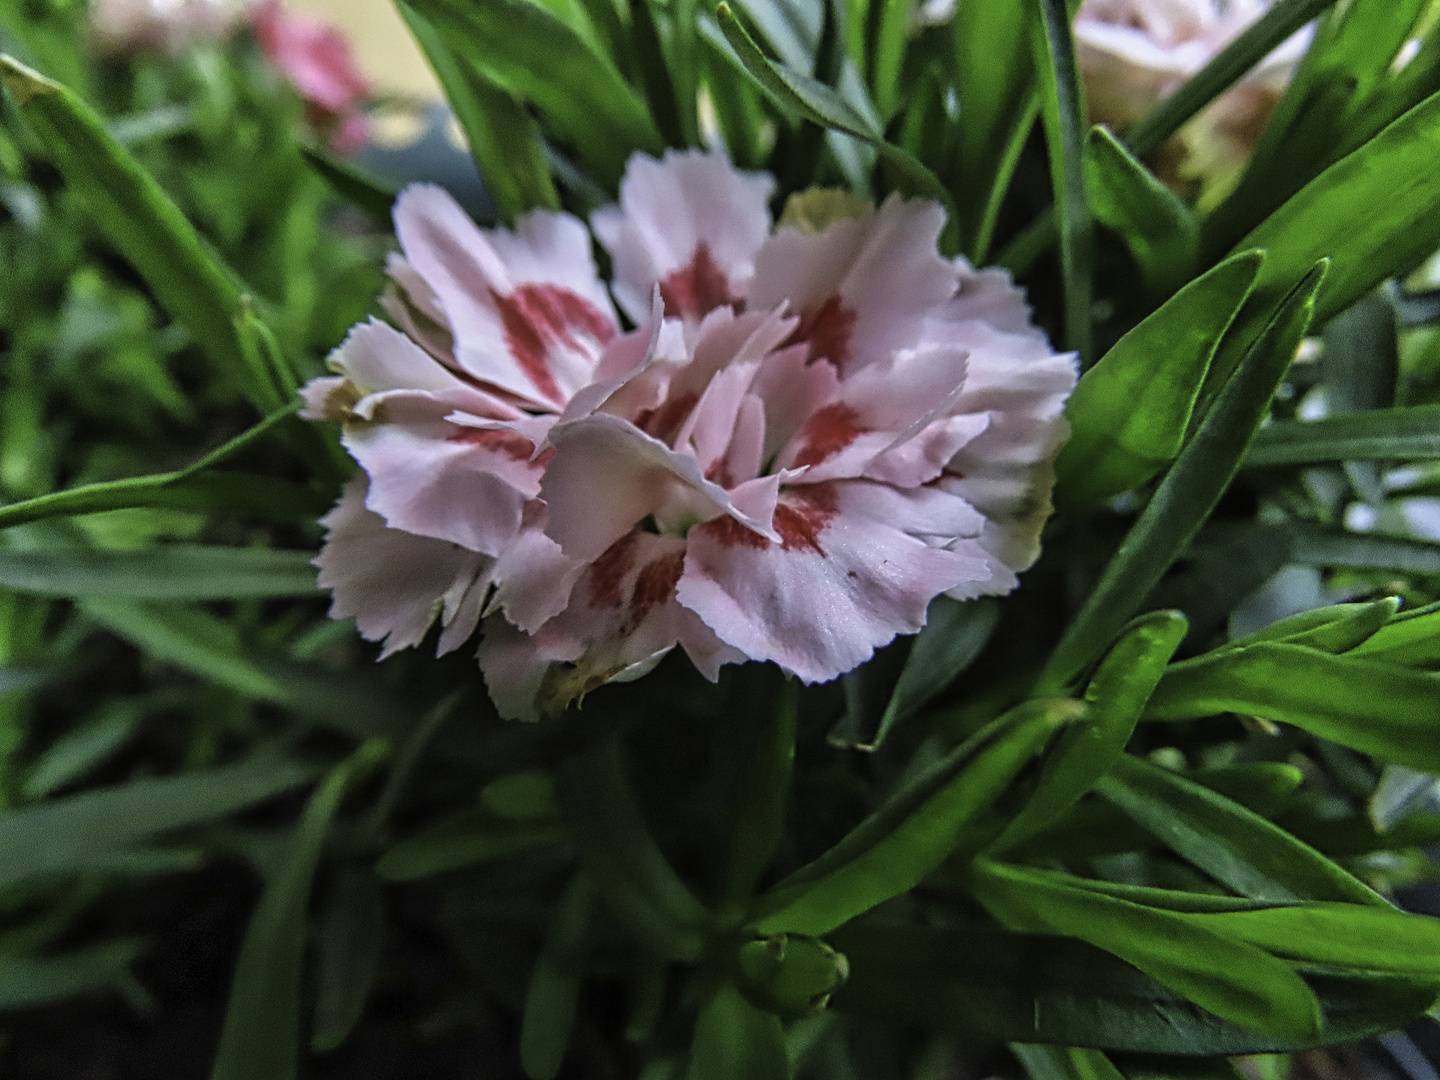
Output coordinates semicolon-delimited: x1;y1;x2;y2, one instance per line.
785;294;857;369
775;484;837;554
791;402;862;469
588;531;640;608
625;551;685;631
448;427;535;461
491;283;615;404
702;513;770;551
659;243;738;320
632;391;699;444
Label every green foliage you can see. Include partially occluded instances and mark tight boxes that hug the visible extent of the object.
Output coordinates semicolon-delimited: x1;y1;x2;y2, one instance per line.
6;0;1440;1076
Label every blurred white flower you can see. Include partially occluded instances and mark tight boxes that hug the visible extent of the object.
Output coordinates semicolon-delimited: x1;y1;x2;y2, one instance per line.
90;0;256;55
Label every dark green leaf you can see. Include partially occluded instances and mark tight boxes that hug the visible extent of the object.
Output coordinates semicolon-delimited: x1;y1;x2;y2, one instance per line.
686;981;791;1080
299;145;397;230
374;809;567;881
1056;251;1263;507
311;865;386;1053
714;4;954;219
1146;643;1440;771
1030;0;1092;361
870;597;999;750
750;699;1076;936
832;920;1440;1054
723;680;797;909
950;0;1037;260
0;57;274;410
521;872;596;1080
401;0;661;188
0;939;146;1011
212;742;387;1080
1246;404;1440;466
0;755;315;892
1041;263;1325;691
1096;754;1385;905
0;547;319;601
1084;127;1198;298
969;859;1323;1041
993;612;1187;851
397;3;559;222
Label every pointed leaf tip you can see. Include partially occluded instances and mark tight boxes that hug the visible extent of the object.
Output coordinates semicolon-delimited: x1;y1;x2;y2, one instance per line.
0;55;58;107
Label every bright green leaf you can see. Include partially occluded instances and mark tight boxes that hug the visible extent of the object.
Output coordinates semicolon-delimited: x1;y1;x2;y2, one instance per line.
686;981;791;1080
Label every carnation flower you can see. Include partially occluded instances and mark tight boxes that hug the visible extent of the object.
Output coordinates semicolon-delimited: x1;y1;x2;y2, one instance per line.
253;0;369;153
1074;0;1310;195
302;151;1076;721
89;0;256;55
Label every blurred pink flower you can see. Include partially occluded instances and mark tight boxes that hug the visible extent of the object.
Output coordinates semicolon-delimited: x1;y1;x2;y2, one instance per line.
253;0;370;152
303;152;1076;721
90;0;256;55
1075;0;1310;195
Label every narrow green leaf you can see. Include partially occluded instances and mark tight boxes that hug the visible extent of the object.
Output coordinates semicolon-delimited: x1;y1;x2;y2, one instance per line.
1246;404;1440;466
402;0;661;188
834;920;1440;1054
1290;526;1440;575
310;865;386;1053
724;680;797;909
21;704;144;800
1146;643;1440;771
374;810;566;881
521;872;596;1080
1013;1044;1125;1080
1030;0;1093;361
1124;0;1339;158
1249;595;1399;653
0;56;269;410
950;0;1037;260
1084;127;1199;298
969;859;1323;1042
1055;251;1263;506
1096;754;1385;906
82;600;285;702
560;737;708;959
299;144;397;229
0;755;315;892
715;4;955;222
212;741;388;1080
1041;263;1325;691
0;546;318;601
0;939;146;1011
0;403;328;531
993;611;1187;851
869;597;999;751
1350;602;1440;666
751;699;1076;936
686;981;791;1080
1210;90;1440;399
1183;903;1440;974
397;2;559;222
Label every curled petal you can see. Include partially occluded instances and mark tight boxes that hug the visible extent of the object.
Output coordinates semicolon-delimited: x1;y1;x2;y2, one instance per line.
315;478;488;659
393;185;616;407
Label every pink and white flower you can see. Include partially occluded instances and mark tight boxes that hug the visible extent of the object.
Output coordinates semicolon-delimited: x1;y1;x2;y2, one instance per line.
253;0;370;153
1074;0;1310;195
304;151;1076;721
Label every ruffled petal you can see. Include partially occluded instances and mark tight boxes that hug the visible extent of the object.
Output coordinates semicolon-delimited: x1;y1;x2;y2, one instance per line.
314;478;489;659
748;195;958;376
676;482;993;683
592;150;775;324
393;185;616;408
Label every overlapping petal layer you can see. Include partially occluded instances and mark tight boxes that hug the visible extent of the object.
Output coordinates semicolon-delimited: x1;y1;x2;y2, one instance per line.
304;151;1077;720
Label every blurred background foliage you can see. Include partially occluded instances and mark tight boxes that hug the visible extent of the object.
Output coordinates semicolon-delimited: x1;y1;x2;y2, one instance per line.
0;1;1439;1079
